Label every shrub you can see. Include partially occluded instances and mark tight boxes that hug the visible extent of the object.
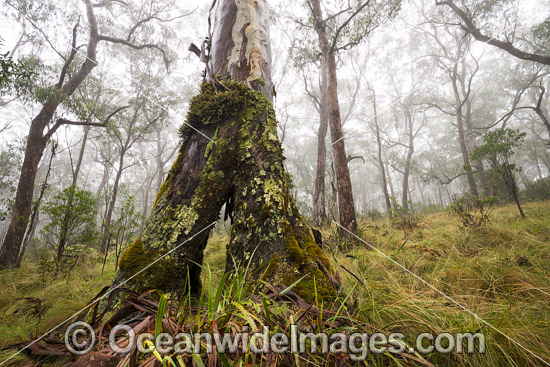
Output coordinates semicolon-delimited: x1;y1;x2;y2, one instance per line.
522;177;550;201
448;193;495;228
40;185;98;275
365;208;384;220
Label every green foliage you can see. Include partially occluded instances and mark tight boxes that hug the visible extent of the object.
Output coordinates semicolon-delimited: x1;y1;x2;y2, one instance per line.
0;41;35;96
532;15;550;53
522;177;550;201
111;189;141;267
472;128;526;215
365;207;383;220
0;139;24;222
389;196;420;233
448;193;495;228
40;185;98;273
471;128;526;164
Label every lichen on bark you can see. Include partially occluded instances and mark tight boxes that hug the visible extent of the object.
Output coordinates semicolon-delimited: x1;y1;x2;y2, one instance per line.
116;80;338;302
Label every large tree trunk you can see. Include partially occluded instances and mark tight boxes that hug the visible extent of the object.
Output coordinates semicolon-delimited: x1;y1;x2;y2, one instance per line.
310;0;358;237
313;59;329;226
115;0;338;302
0;116;49;268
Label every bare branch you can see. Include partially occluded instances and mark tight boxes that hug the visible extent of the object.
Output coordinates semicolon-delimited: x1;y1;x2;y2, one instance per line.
98;35;171;71
436;0;550;65
44;105;129;141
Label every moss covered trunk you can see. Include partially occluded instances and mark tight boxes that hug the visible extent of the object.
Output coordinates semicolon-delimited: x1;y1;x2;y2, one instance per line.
116;82;338;301
115;0;338;302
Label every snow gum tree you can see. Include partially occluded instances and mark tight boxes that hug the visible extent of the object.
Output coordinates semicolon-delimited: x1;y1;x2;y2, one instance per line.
115;0;340;302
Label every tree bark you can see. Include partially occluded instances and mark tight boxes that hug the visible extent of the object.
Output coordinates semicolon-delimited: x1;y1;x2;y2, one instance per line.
115;0;338;301
100;153;124;254
372;91;392;215
313;59;328;226
401;110;415;210
310;0;358;236
1;0;97;268
72;126;90;187
450;62;479;196
0;117;49;268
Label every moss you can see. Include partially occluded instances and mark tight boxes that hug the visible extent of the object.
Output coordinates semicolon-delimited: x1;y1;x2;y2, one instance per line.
118;79;337;302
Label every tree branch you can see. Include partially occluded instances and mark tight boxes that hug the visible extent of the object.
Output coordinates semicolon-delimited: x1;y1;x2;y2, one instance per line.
98;35;171;71
44;105;129;141
330;0;372;52
57;18;80;88
436;0;550;65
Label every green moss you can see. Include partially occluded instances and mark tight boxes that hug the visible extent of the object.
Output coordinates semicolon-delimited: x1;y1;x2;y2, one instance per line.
119;79;337;302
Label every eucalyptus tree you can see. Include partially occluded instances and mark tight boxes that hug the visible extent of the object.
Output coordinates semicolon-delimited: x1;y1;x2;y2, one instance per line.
0;0;183;269
418;18;486;196
302;0;401;236
115;0;340;300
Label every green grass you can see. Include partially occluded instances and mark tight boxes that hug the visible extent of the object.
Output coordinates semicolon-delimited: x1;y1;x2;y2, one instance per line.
0;201;549;366
328;200;550;366
0;255;116;364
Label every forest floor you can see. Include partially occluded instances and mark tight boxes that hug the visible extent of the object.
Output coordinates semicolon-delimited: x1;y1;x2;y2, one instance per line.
0;201;549;366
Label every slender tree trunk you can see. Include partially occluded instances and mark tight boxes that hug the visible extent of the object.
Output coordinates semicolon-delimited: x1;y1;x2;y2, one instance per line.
464;100;488;194
54;127;91;272
451;65;478;196
313;59;328;226
310;0;357;236
100;153;125;253
437;183;444;209
372;92;391;215
17;144;57;266
72;126;90;187
386;162;396;199
140;172;157;231
0;124;47;268
401;112;415;210
115;0;338;301
416;176;426;207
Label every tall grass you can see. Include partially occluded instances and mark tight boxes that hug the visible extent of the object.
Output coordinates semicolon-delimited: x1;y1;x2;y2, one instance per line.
1;201;549;366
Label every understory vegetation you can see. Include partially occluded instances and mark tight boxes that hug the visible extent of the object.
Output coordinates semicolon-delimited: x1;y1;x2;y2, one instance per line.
1;201;548;366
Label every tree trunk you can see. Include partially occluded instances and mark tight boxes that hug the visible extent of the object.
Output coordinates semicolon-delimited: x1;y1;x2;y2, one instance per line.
386;162;396;199
72;126;90;187
464;100;488;194
0;121;47;268
451;64;479;196
17;144;57;266
401;111;415;211
0;0;99;269
372;92;391;215
100;153;125;253
115;0;338;302
313;59;329;226
310;0;358;236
